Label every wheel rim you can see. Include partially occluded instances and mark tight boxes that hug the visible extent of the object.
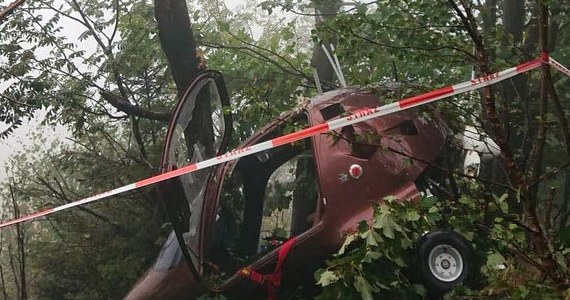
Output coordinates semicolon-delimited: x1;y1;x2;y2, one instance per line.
428;244;464;282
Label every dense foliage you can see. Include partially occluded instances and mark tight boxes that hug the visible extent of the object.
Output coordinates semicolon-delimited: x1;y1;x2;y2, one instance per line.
316;186;569;299
1;0;177;297
0;0;569;299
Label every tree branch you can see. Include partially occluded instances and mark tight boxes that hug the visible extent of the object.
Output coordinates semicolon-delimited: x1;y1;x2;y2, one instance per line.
527;8;549;198
0;0;26;23
448;0;527;188
203;41;312;81
99;91;171;121
546;72;570;156
225;29;312;82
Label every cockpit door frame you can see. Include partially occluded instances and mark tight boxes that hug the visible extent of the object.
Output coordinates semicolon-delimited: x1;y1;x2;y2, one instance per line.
159;70;233;279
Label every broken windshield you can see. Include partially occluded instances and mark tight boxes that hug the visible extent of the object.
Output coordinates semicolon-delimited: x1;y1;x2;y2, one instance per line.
161;72;230;274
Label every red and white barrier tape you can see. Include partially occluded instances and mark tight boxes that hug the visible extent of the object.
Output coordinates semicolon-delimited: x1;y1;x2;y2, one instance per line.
550;57;570;78
1;55;568;230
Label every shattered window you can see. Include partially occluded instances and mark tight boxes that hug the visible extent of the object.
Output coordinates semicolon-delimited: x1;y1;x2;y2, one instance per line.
207;115;319;279
166;77;226;270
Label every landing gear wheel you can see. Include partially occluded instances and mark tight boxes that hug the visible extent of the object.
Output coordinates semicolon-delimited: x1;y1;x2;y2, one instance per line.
417;229;473;295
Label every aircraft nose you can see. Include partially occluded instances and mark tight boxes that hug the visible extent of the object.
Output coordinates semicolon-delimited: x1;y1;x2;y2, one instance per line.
124;261;198;300
125;231;201;299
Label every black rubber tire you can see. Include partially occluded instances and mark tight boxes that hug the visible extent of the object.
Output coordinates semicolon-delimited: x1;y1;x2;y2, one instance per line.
416;229;474;295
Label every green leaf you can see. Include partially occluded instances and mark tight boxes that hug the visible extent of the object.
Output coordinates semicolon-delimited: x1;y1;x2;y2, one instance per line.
459;195;471;205
338;234;358;255
317;270;340;287
496;193;509;213
218;21;230;31
461;231;475;241
412;284;427;296
393;257;406;267
354;276;374;300
420;196;437;209
362;230;378;247
515;285;530;299
407;210;420;222
362;251;382;263
383;195;398;203
486;252;506;269
373;206;401;239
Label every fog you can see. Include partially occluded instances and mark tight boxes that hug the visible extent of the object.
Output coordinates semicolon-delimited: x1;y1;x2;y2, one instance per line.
0;0;284;184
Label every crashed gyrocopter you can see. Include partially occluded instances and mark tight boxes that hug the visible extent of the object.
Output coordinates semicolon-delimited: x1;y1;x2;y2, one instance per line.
1;37;569;299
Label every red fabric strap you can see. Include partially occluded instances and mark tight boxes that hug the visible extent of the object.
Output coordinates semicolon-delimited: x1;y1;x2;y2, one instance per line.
238;237;298;300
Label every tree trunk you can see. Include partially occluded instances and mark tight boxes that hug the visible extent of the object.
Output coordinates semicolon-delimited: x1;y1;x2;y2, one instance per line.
503;0;525;44
9;185;26;300
153;0;200;96
0;231;9;300
310;0;342;91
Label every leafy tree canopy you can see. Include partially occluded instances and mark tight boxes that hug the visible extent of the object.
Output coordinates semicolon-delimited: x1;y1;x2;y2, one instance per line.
0;0;569;298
